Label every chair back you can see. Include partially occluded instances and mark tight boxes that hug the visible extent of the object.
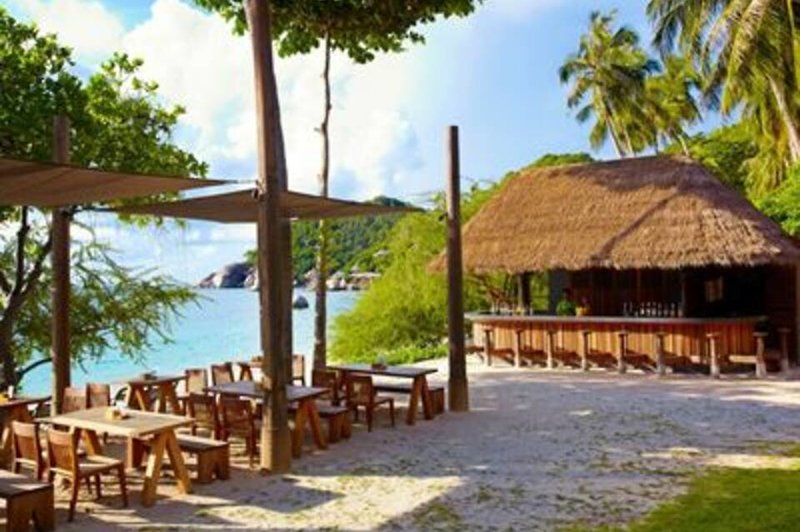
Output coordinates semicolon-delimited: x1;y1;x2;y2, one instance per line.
62;387;87;413
11;421;43;472
211;363;234;386
345;375;374;405
292;354;305;383
312;369;339;404
46;428;79;477
86;383;111;408
185;368;208;394
187;393;219;429
220;397;253;432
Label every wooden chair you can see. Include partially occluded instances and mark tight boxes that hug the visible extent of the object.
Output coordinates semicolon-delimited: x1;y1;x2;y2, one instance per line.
211;363;235;386
86;383;111;408
187;393;222;440
62;387;87;413
46;428;128;522
219;397;258;468
179;368;209;411
11;421;45;481
345;375;395;432
292;354;306;385
0;470;54;531
312;369;340;405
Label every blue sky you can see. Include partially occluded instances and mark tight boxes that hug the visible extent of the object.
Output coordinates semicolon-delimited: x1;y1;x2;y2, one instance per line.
3;0;714;282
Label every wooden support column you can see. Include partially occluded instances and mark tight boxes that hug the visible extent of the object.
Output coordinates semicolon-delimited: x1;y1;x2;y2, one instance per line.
655;331;667;378
245;0;291;474
754;332;768;379
446;125;468;412
545;329;555;370
482;328;492;367
617;330;628;374
51;115;71;415
707;332;720;379
513;329;523;368
580;330;590;371
778;327;791;374
517;273;531;312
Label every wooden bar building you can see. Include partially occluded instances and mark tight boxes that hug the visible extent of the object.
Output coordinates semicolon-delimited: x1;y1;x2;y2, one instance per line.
445;156;800;374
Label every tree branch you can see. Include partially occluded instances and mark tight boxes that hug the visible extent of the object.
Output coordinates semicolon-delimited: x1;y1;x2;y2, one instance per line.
11;207;29;297
17;357;52;381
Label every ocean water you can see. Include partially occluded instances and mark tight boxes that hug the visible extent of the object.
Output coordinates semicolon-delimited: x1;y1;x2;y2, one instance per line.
22;288;359;395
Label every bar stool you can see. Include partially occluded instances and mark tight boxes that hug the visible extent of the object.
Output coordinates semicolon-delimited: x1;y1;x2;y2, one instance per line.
513;329;524;368
753;332;768;379
654;331;667;377
482;327;493;367
778;327;791;374
545;329;556;369
707;332;721;379
580;330;591;371
617;330;628;374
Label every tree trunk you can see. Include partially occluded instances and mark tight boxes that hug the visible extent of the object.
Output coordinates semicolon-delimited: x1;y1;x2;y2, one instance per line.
314;34;332;370
0;322;15;389
770;78;800;163
603;99;626;158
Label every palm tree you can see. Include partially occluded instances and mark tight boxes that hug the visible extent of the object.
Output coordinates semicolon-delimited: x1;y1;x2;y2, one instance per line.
644;55;702;153
559;11;660;157
648;0;800;162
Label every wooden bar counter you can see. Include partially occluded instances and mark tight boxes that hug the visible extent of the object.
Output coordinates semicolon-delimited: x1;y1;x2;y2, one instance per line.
467;313;766;364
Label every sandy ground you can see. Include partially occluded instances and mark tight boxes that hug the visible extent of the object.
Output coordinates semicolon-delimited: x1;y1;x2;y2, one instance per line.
20;358;800;530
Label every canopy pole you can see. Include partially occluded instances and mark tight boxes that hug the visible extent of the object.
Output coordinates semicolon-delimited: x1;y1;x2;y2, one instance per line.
51;115;71;414
446;125;469;412
246;0;291;473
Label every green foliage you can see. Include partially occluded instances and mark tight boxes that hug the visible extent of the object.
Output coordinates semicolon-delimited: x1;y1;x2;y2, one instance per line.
528;152;593;168
625;453;800;531
0;8;206;387
755;165;800;236
330;153;592;363
194;0;481;63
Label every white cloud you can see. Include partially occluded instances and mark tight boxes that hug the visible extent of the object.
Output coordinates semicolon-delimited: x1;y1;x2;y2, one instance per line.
12;0;125;64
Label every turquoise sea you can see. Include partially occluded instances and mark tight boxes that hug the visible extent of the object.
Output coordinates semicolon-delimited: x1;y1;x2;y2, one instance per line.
23;289;359;395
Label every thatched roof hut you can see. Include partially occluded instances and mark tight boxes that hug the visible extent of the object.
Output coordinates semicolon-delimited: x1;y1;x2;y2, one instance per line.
442;155;800;274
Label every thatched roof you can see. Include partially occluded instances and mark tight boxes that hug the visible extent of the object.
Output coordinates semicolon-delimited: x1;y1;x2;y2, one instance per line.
440;155;800;273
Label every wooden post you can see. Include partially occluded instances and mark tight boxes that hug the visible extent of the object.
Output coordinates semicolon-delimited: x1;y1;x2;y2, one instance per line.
617;330;628;374
580;330;590;371
754;332;768;379
245;0;291;474
778;327;791;374
707;332;720;379
446;125;468;412
51;115;71;415
655;331;667;378
517;273;531;312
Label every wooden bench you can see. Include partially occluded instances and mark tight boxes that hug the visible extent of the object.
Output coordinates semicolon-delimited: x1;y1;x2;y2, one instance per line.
0;470;54;531
175;435;229;484
373;383;445;415
315;404;352;443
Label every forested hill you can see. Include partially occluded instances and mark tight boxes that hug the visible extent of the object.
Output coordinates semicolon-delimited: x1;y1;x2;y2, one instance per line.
245;196;410;280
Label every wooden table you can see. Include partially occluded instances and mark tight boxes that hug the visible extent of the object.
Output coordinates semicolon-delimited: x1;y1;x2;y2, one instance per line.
0;396;49;468
41;407;192;506
206;382;328;458
328;364;437;425
124;375;185;413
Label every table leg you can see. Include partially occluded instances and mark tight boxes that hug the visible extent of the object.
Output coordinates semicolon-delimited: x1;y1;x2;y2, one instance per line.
130;385;151;411
407;378;421;425
291;403;308;459
141;432;167;507
419;377;434;421
164;384;182;415
306;400;327;451
164;430;192;495
126;438;146;469
80;429;103;455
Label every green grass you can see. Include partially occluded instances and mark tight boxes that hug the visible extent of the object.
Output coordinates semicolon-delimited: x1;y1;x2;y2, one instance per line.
628;462;800;531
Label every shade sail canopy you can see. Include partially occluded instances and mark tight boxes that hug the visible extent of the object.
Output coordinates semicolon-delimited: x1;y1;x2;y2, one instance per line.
111;188;417;222
0;157;226;207
431;155;800;273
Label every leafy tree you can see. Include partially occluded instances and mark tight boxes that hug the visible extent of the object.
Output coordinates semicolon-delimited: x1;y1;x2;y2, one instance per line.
0;8;206;389
330;153;593;364
648;0;800;165
194;0;482;369
559;10;659;157
756;165;800;235
644;55;702;153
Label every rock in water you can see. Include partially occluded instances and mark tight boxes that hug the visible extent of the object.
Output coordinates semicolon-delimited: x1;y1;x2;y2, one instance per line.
293;295;309;309
198;262;253;289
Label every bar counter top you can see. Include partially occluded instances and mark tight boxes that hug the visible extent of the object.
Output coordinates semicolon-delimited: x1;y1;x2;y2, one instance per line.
466;313;766;326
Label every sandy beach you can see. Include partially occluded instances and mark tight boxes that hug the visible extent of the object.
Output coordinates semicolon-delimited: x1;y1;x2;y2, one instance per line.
48;357;800;531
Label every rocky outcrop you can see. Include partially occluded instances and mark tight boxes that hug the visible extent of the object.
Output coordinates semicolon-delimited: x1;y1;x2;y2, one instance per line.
198;262;254;289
